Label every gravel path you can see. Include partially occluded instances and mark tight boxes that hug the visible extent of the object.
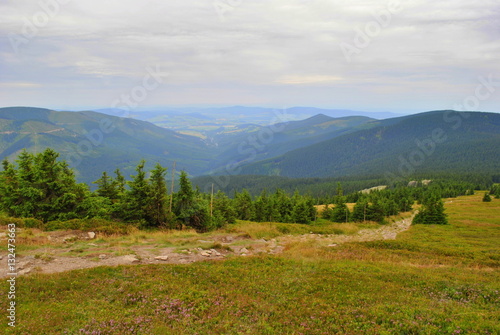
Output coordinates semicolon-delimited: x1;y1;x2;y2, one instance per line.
0;215;415;277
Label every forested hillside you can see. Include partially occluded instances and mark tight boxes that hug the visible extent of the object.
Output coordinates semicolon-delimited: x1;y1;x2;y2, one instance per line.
0;107;212;184
238;111;500;178
207;114;374;172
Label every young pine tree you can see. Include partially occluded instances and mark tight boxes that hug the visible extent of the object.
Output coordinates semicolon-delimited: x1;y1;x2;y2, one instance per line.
234;189;254;220
149;163;168;227
413;193;447;225
482;192;492;202
120;160;151;224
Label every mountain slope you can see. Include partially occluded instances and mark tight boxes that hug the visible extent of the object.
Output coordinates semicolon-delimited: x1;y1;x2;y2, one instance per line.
207;114;375;172
0;107;213;184
237;111;500;179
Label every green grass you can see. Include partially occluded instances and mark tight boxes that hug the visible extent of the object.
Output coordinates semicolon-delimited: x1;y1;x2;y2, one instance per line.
1;193;499;334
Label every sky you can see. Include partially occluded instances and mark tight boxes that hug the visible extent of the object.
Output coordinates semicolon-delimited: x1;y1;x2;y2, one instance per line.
0;0;499;114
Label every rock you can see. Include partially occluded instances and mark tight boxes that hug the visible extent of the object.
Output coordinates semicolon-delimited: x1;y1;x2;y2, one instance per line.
223;236;234;242
98;254;107;260
17;261;32;270
88;232;96;239
198;240;214;244
408;181;418;187
19;268;32;275
124;255;140;263
88;243;98;247
210;249;221;256
239;248;248;254
154;256;169;261
200;251;211;257
327;244;338;247
63;235;78;242
0;255;3;260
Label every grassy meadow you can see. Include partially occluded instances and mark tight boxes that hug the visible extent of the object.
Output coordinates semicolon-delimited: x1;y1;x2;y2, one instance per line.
1;192;499;334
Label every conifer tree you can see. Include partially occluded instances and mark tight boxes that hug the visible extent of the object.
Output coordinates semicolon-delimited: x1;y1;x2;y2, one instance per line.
94;171;118;200
120;160;151;224
212;190;236;226
149;163;168;227
173;171;210;231
482;192;492;202
331;186;350;223
413;193;447;225
234;189;254;220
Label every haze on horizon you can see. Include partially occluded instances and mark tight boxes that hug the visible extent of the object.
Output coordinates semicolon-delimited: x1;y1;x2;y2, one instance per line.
0;0;499;115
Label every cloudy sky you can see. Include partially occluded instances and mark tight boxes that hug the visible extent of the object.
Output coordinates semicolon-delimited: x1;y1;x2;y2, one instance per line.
0;0;499;114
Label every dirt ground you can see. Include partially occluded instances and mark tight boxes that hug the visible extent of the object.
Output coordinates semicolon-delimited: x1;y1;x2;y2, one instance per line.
0;216;414;278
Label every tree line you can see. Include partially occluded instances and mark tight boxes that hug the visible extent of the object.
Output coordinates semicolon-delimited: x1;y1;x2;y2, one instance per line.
1;149;477;231
0;149;316;231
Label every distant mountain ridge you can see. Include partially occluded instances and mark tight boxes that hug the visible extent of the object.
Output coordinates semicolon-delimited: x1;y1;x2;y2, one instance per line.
0;107;212;184
1;107;498;186
237;110;500;179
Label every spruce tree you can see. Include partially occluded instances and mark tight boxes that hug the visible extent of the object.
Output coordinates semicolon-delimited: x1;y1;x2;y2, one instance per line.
173;171;210;232
121;160;151;224
212;190;236;226
331;190;350;223
94;171;118;200
413;193;447;225
482;192;492;202
149;163;168;227
234;189;254;220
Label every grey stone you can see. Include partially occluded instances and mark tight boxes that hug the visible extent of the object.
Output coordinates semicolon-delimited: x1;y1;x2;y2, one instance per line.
124;255;140;263
154;256;169;261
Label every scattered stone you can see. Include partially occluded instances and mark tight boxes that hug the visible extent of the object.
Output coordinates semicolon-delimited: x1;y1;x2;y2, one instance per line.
200;251;211;257
17;261;32;270
124;255;140;263
210;249;221;256
88;243;98;247
0;255;3;260
63;235;78;242
19;268;32;275
239;248;248;254
198;240;214;244
98;254;107;260
88;232;96;239
327;244;338;247
154;256;169;261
